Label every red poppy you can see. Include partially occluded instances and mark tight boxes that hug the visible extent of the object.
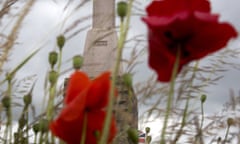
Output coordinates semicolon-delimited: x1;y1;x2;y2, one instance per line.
50;71;117;144
142;0;238;82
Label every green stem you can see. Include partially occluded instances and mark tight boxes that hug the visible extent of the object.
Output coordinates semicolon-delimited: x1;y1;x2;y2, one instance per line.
45;49;63;143
25;110;29;144
223;125;230;143
34;133;38;144
46;49;62;120
80;113;87;144
173;61;199;143
51;132;55;144
172;99;189;143
39;132;44;144
57;49;63;72
200;101;204;130
99;1;133;144
59;140;65;144
44;85;57;143
3;109;10;144
3;78;13;144
160;49;180;144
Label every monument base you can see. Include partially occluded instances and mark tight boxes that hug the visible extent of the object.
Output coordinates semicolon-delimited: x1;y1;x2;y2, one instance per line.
113;76;138;144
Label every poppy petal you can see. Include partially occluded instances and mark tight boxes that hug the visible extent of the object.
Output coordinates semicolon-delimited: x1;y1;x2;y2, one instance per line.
86;72;111;109
65;70;90;104
50;88;87;144
86;110;117;144
146;0;210;17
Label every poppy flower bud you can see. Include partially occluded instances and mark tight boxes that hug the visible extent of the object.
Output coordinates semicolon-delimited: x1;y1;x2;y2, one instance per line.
23;94;32;106
13;132;19;140
73;55;83;70
227;118;234;126
21;137;27;143
33;123;40;134
18;116;27;129
6;73;12;82
39;119;49;133
57;35;65;50
2;96;10;108
48;51;58;69
49;70;58;85
117;1;128;22
200;94;207;103
146;136;152;143
127;128;138;144
122;73;132;88
145;127;150;134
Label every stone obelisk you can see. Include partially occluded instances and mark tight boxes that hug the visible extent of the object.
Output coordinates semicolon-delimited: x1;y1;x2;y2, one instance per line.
82;0;117;78
82;1;138;144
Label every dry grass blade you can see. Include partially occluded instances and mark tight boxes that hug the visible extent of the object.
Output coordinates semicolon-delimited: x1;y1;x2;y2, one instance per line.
0;0;18;19
0;0;35;75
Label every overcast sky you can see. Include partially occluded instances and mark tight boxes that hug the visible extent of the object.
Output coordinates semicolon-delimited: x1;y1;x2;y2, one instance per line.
1;0;240;142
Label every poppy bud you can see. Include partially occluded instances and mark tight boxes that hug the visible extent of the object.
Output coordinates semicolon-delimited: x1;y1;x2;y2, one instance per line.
21;137;27;144
33;123;40;134
117;1;128;22
73;55;83;70
127;128;138;144
39;119;49;133
200;94;207;103
23;94;32;106
145;127;150;134
48;51;58;69
227;118;234;126
49;70;58;85
14;132;19;140
122;73;132;88
18;116;27;129
57;35;65;50
146;136;152;143
6;73;12;82
2;96;10;108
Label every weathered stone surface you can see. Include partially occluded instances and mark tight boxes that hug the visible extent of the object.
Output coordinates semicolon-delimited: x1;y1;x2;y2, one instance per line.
82;0;117;78
82;29;117;78
113;76;138;144
93;0;115;29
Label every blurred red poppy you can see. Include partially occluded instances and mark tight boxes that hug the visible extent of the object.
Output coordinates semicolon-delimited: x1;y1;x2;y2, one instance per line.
50;71;117;144
142;0;238;82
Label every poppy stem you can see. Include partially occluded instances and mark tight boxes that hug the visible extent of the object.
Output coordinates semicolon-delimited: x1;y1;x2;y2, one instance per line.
160;47;181;144
3;78;13;144
173;61;199;143
223;125;230;143
46;42;63;120
80;113;87;144
45;45;63;143
99;1;133;144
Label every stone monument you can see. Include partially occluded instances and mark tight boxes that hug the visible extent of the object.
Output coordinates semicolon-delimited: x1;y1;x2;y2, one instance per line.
82;0;117;78
82;1;138;143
